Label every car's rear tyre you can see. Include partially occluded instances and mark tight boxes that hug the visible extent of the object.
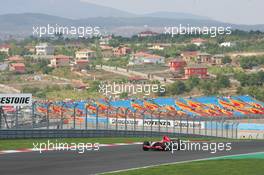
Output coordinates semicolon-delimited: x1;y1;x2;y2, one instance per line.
143;141;150;151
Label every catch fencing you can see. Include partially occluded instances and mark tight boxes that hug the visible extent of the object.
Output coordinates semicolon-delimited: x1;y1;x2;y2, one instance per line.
0;104;263;139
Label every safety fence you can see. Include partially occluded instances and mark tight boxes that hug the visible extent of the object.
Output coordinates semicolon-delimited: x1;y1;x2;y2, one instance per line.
1;104;263;139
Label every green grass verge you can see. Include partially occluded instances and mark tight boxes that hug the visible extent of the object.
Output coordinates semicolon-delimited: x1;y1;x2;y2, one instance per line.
105;159;264;175
0;137;160;150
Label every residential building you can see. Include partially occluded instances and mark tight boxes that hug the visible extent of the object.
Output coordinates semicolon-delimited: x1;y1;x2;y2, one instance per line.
169;58;187;72
8;55;24;62
197;53;211;63
99;35;112;45
212;54;225;65
50;55;70;68
73;59;89;71
0;44;11;55
75;49;96;60
35;43;54;55
138;31;158;37
184;64;208;79
9;63;26;73
129;52;165;65
191;38;207;46
113;46;131;57
100;45;113;58
148;44;164;50
181;51;199;62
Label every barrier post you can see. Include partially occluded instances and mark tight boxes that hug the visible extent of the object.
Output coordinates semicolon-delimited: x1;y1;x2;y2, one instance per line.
133;110;137;132
106;107;109;130
85;105;88;130
216;120;218;137
166;113;169;133
158;111;162;133
150;111;154;136
115;107;120;131
186;117;189;135
205;120;207;136
180;115;182;134
32;101;37;129
125;108;129;131
96;106;99;130
173;115;176;134
142;110;146;132
210;118;213;136
221;118;225;138
193;116;195;135
199;117;201;135
46;102;52;130
15;106;18;129
226;121;229;138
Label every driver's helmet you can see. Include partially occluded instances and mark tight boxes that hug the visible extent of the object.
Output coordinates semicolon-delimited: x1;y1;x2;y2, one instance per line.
162;136;171;142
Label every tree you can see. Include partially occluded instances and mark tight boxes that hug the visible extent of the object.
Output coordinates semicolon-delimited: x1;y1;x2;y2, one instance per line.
215;75;230;88
168;81;186;95
222;56;232;64
185;76;200;91
119;92;128;98
0;52;7;62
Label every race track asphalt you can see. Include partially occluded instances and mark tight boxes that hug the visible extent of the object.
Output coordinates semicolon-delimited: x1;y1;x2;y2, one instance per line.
0;141;264;175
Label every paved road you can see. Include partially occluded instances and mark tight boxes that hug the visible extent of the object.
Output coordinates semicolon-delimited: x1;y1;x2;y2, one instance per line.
0;141;264;175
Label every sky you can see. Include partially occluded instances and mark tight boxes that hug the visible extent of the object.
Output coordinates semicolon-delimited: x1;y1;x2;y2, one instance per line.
81;0;263;25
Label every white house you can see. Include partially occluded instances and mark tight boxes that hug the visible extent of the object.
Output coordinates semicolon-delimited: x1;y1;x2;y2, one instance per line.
191;38;207;46
129;52;165;65
75;49;96;60
0;44;11;55
35;43;54;55
220;42;235;47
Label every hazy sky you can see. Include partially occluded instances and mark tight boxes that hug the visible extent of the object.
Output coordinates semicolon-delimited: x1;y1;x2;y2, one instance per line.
82;0;263;25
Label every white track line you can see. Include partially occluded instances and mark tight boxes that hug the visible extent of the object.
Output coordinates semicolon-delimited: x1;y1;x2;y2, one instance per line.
99;151;264;174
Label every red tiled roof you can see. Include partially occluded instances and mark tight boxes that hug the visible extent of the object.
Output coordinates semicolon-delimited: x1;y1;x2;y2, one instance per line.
181;51;199;57
11;63;25;68
76;60;89;64
191;38;207;43
0;44;11;49
8;56;24;62
54;55;70;60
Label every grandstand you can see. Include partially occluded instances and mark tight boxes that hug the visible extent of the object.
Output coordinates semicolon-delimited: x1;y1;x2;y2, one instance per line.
33;95;264;118
1;95;264;139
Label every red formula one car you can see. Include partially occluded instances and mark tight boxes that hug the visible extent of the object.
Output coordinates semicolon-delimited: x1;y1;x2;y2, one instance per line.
143;136;182;151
